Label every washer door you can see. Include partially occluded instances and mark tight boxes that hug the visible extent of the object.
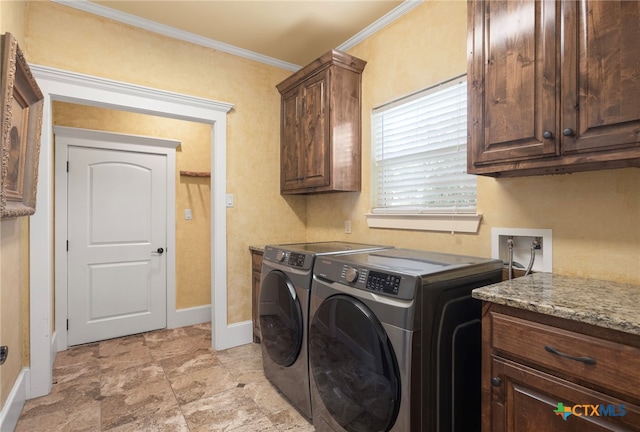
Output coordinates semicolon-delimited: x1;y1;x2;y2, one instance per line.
309;294;400;432
259;270;303;367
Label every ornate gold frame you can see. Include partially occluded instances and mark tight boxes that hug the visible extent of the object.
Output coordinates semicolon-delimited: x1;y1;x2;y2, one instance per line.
1;32;44;218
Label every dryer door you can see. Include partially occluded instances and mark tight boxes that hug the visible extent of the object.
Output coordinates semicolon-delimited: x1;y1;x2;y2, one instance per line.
259;270;303;367
309;294;400;432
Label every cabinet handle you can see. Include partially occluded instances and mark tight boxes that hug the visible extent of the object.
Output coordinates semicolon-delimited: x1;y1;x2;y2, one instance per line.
544;345;596;365
542;130;553;139
491;376;502;387
563;128;575;137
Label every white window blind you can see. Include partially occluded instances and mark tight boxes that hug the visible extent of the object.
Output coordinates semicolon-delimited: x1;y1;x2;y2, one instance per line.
372;75;476;214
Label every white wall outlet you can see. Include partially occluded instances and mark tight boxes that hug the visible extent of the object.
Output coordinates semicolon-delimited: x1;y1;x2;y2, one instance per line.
344;220;352;234
491;228;552;273
226;194;234;208
184;209;192;220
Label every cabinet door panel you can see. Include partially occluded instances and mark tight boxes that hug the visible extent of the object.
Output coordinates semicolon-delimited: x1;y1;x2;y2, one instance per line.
300;72;330;188
281;89;302;190
492;357;640;432
562;0;640;154
251;251;263;343
468;0;558;169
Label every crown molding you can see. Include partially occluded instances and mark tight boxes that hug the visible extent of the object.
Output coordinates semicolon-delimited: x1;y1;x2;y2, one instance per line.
338;0;424;52
30;63;234;114
51;0;301;71
51;0;423;72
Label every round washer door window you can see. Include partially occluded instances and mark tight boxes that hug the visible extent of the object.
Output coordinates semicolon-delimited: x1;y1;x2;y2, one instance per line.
259;270;303;367
309;294;400;431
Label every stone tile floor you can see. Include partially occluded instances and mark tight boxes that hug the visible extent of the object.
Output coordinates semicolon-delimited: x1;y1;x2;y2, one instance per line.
15;323;315;431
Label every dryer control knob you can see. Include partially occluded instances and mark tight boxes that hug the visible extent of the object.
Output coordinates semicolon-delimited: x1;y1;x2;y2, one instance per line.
275;250;286;262
345;267;359;283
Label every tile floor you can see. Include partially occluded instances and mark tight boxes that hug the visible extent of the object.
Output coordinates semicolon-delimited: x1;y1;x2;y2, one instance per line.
15;323;315;431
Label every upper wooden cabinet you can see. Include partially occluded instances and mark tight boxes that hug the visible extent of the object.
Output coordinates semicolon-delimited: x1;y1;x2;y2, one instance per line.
467;0;640;176
277;50;366;194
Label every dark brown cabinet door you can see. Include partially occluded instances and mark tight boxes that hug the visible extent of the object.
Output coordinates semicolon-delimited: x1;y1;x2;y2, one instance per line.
490;357;640;432
251;250;263;343
561;0;640;155
468;0;559;171
280;72;330;192
468;0;640;176
298;71;330;189
281;88;302;191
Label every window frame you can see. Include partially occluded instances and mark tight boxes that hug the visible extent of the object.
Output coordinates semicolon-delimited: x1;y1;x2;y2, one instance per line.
366;75;481;233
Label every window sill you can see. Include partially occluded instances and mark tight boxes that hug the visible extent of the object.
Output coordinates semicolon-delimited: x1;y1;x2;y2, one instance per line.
365;213;482;233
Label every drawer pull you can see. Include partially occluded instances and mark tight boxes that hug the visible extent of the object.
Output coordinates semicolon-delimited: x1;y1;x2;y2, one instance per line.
544;345;596;365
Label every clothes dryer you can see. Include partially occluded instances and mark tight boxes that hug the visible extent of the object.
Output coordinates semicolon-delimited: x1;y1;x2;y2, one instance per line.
308;248;503;431
259;242;391;420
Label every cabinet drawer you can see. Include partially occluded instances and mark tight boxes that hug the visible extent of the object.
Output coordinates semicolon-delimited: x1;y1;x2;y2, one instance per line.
491;312;640;401
251;251;263;272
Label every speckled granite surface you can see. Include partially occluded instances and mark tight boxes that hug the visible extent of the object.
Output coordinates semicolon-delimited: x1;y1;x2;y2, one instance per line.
472;273;640;336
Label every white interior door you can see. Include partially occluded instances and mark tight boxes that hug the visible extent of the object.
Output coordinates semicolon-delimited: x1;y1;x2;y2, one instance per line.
67;145;167;346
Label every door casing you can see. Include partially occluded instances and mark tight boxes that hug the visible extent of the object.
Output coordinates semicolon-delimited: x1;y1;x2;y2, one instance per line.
29;65;248;401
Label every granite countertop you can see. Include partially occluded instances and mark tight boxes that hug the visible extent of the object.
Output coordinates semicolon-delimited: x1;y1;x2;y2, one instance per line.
472;272;640;336
249;245;265;253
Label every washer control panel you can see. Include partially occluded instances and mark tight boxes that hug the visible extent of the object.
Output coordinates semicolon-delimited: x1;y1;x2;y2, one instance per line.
338;265;407;298
264;246;311;270
314;257;417;300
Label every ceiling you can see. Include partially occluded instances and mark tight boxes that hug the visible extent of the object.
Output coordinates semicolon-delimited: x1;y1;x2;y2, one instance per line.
73;0;416;69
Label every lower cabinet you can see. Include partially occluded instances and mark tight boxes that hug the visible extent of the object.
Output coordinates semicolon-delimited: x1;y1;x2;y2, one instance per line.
482;304;640;431
250;248;263;343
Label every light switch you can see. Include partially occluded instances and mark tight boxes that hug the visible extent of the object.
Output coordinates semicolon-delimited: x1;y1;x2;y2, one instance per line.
226;194;234;208
344;220;352;234
184;209;192;220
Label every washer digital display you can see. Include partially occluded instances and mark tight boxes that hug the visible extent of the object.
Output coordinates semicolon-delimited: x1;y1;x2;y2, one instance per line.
366;270;401;295
288;252;306;268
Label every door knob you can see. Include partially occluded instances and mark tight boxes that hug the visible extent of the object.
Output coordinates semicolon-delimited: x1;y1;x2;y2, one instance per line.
542;130;553;139
491;377;501;387
152;247;164;255
563;128;575;137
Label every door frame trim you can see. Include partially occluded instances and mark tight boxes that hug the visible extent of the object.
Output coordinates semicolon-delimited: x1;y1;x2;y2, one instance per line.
28;64;252;400
53;126;179;349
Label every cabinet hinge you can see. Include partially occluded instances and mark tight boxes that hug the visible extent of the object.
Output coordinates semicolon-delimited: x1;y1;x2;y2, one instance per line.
66;240;69;252
66;161;69;172
66;319;69;330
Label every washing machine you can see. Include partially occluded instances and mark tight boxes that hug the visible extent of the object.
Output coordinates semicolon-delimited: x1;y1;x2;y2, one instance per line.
259;242;391;420
308;248;503;431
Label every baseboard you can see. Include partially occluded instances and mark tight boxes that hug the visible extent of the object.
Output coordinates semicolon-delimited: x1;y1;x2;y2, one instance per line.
50;331;58;369
167;304;211;329
213;320;253;351
169;305;252;351
0;368;29;432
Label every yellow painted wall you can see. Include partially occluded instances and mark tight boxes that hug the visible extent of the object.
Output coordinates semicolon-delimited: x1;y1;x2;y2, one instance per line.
306;1;640;285
0;0;25;43
0;0;28;410
25;1;307;324
0;219;28;409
